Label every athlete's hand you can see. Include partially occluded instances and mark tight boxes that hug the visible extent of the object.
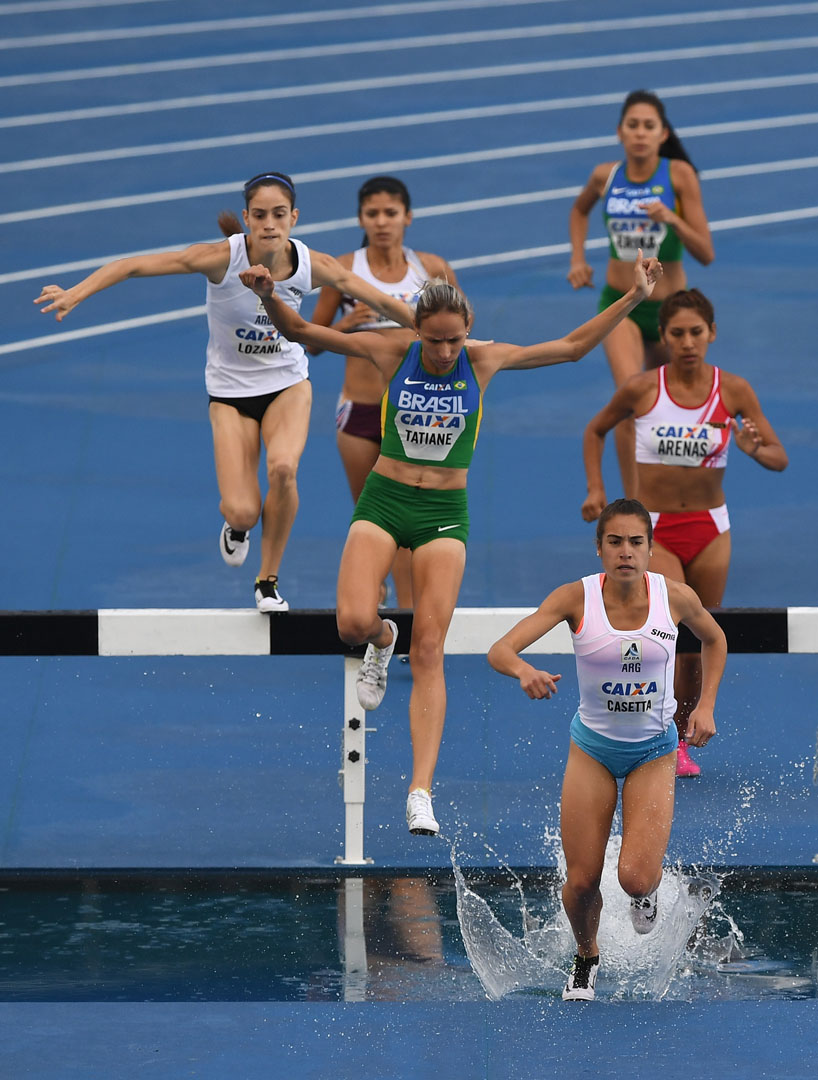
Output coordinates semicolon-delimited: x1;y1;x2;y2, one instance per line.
519;665;561;700
567;259;594;289
731;416;762;457
632;248;662;299
239;264;275;298
336;302;377;332
685;706;716;748
34;284;79;322
639;201;676;225
581;489;607;523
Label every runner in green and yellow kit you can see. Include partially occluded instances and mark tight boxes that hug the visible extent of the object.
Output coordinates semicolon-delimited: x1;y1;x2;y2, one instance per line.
240;252;662;838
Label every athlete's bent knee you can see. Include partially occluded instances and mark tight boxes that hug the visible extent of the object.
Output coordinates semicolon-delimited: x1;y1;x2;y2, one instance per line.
336;610;375;646
221;496;261;532
618;865;660;899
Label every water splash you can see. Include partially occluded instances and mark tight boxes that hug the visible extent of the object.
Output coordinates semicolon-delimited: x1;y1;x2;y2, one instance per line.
453;833;720;1001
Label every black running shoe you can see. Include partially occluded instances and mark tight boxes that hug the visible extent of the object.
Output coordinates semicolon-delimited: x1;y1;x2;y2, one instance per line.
562;954;599;1001
254;575;288;612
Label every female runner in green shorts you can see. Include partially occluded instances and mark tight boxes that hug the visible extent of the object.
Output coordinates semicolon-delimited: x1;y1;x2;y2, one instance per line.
240;252;662;838
567;90;714;499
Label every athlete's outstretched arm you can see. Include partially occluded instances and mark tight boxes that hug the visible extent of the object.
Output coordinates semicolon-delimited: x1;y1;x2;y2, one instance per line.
310;249;415;329
474;251;662;377
34;243;231;322
487;582;583;700
240;264;406;373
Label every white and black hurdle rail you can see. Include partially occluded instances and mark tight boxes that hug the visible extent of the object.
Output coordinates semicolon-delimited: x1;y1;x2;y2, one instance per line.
2;607;817;865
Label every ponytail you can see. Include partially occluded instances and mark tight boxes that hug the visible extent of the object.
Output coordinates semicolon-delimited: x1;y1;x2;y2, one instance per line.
217;210;244;238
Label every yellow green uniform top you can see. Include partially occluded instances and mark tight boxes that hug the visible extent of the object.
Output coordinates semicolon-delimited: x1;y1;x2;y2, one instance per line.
602;158;684;262
380;341;483;468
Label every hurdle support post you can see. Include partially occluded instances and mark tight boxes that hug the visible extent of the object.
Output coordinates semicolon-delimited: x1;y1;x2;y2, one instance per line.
336;657;373;866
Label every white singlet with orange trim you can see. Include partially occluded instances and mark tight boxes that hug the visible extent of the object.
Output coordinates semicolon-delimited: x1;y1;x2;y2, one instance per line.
571;571;677;741
634;365;733;468
205;234;312;397
337;247;426;330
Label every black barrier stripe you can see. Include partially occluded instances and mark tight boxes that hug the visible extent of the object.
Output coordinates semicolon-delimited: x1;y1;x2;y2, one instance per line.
0;611;99;656
677;609;789;654
0;608;793;656
267;610;414;656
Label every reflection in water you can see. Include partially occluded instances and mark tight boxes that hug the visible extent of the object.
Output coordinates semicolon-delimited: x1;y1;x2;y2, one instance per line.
338;877;445;1002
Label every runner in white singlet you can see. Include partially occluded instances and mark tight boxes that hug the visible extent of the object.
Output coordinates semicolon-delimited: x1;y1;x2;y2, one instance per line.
35;172;415;611
488;499;726;1001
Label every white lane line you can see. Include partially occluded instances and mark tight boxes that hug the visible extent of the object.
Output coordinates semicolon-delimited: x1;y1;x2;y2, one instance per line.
7;205;818;356
4;112;818;226
0;0;567;25
3;69;818;172
0;0;169;12
6;154;818;287
3;307;208;355
2;26;817;89
3;3;817;49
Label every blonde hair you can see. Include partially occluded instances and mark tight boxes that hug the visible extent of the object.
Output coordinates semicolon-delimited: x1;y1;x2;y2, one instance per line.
414;278;472;328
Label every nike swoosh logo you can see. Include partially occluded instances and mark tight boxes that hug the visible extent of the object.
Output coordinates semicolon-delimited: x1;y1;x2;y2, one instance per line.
611;187;628;194
437;524;462;532
223;534;236;555
404;378;449;386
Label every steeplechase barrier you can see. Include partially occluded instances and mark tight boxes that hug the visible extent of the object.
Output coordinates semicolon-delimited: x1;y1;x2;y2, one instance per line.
2;607;817;865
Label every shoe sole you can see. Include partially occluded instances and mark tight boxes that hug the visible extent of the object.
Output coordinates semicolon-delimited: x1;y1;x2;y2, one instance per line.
409;826;439;836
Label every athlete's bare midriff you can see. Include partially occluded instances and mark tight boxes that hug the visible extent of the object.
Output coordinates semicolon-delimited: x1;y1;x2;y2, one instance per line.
341;350;390;405
374;455;468;491
607;258;686;300
637;462;726;512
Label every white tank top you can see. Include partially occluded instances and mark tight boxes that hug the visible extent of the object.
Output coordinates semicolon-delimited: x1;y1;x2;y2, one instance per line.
634;365;732;469
337;246;427;330
572;572;678;741
205;234;312;397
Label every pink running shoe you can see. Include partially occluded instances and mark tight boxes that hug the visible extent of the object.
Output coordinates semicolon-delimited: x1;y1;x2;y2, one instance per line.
676;740;701;778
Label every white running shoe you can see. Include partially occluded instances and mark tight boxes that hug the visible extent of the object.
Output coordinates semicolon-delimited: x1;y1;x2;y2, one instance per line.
406;788;439;835
220;522;249;567
562;954;599;1002
254;575;289;612
630;890;659;934
356;619;397;710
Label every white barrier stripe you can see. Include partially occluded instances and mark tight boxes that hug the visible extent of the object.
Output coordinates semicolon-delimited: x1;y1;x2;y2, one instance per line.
5;205;817;356
98;608;270;656
5;111;818;227
787;609;818;654
6;157;818;287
